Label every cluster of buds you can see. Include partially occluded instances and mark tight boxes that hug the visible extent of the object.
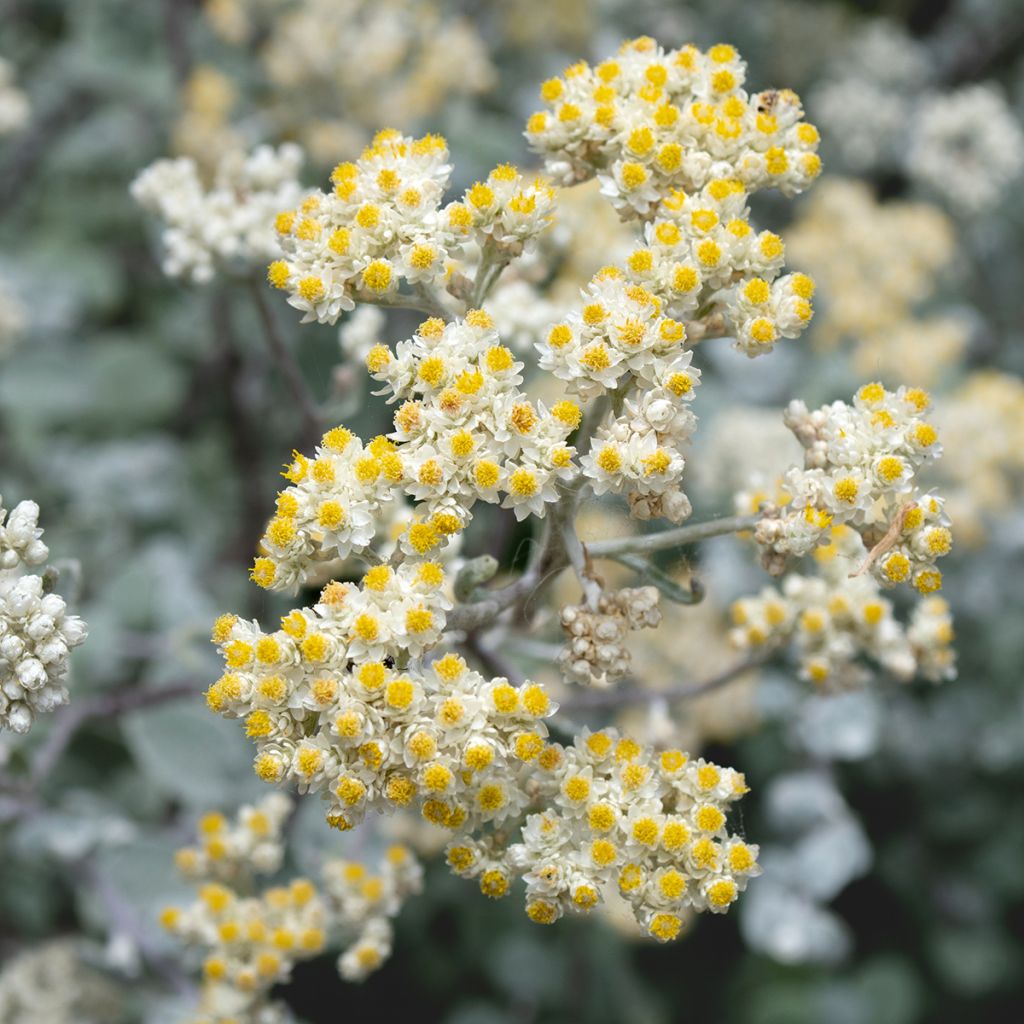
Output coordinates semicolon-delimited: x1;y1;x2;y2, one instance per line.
0;497;88;734
752;383;952;593
730;525;955;688
162;796;423;1018
132;144;307;283
559;586;662;688
447;727;759;942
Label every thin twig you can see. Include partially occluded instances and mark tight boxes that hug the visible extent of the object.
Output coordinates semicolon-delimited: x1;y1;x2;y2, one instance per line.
249;279;323;448
75;857;195;996
446;516;568;632
28;682;197;790
557;484;602;610
0;86;100;218
587;514;758;559
461;633;525;686
557;651;772;713
161;0;198;86
361;288;455;319
210;290;270;573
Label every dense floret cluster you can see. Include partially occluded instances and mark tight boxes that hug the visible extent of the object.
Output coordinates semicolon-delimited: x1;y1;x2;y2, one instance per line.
268;131;555;324
132;144;307;283
752;383;952;593
447;728;759;941
0;497;88;734
162;795;422;1017
730;525;955;687
206;570;556;835
526;37;821;216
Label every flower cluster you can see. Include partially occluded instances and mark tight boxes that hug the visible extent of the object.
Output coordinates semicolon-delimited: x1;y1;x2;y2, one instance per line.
269;131;555;325
251;428;407;592
369;311;577;522
162;796;423;1019
934;370;1024;545
752;383;952;593
810;21;930;174
201;0;494;164
206;570;558;836
173;793;293;882
559;586;661;688
537;272;702;523
324;844;423;981
0;941;125;1023
0;58;29;136
907;85;1024;213
526;37;821;218
132;144;307;283
194;34;884;955
811;20;1024;214
446;727;759;942
0;497;88;734
525;39;822;527
786;178;965;383
161;803;329;1019
907;596;956;684
730;525;955;688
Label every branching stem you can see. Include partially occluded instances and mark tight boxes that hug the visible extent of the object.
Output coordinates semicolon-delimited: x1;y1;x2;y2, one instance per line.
557;650;772;713
249;279;323;447
587;514;758;559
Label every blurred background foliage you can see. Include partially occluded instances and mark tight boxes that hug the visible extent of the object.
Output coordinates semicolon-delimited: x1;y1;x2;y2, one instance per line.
1;0;1023;1021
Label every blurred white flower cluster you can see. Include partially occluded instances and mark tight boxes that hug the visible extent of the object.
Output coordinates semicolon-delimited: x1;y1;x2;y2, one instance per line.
786;178;967;384
0;940;125;1023
731;524;956;688
0;58;30;136
908;84;1024;214
811;22;931;174
812;21;1024;213
162;794;422;1016
173;792;294;881
752;383;952;594
324;844;422;981
934;370;1024;545
0;497;88;734
131;144;307;283
192;0;494;164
